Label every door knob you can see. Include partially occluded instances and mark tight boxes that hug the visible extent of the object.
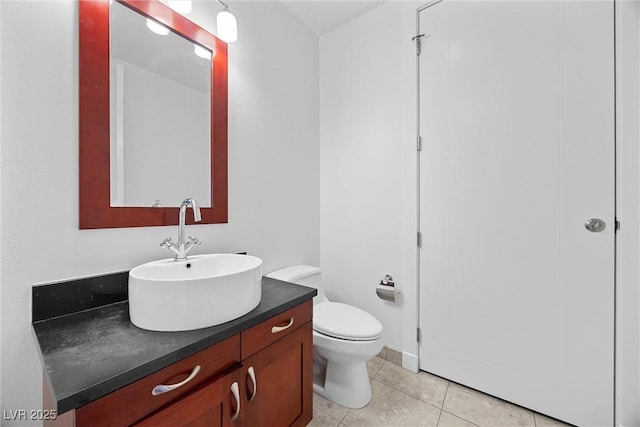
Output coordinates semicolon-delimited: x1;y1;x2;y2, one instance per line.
585;218;606;232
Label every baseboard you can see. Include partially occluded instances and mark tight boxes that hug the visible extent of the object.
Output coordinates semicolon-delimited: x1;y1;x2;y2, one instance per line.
402;351;419;373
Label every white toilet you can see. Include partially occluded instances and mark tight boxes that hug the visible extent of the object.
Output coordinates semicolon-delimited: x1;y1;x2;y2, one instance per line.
266;265;383;409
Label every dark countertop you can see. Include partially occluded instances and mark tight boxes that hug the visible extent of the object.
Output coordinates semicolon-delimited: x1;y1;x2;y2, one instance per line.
32;276;316;414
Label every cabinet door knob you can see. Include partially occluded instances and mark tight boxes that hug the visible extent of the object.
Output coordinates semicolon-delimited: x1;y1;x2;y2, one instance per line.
230;381;241;421
271;317;294;334
247;366;257;401
151;365;201;396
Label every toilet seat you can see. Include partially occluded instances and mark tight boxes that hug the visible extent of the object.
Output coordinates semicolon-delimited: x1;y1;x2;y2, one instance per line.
313;302;383;341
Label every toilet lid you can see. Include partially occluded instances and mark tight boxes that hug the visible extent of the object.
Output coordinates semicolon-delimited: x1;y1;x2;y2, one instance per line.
313;302;383;341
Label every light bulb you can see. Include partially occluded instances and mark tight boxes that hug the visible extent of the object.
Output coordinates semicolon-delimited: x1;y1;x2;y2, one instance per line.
167;0;192;14
194;45;212;60
217;10;237;43
146;18;169;36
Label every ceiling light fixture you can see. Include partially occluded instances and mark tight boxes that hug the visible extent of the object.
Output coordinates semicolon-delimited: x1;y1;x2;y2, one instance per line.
194;44;213;60
215;0;237;43
167;0;192;14
146;18;170;35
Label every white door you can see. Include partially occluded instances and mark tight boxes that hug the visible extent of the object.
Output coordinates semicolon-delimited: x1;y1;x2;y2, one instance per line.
418;2;615;426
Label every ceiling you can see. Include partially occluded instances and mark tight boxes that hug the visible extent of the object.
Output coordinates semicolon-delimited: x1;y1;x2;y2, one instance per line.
281;1;387;37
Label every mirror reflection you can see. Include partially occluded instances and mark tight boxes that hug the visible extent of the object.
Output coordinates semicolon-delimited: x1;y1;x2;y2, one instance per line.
109;1;212;208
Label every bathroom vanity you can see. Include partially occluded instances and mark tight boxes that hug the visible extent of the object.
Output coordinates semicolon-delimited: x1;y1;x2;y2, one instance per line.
32;274;315;426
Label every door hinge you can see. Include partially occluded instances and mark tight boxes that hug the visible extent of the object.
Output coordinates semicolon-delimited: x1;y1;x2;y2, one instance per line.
412;33;425;55
417;327;422;343
417;231;422;248
417;135;422;151
615;218;621;232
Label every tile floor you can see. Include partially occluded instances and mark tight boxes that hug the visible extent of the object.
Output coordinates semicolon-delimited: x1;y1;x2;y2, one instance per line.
308;349;573;427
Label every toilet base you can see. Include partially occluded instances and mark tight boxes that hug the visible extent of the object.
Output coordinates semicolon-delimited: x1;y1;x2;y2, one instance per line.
313;359;372;409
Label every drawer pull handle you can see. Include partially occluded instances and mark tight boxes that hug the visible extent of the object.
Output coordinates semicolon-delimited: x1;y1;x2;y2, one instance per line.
151;365;201;396
230;381;241;421
271;317;294;334
247;366;257;401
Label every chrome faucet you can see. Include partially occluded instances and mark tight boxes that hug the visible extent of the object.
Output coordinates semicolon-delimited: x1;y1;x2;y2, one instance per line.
161;198;202;260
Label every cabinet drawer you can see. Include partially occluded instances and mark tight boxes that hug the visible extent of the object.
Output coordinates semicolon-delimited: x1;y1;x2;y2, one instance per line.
75;335;240;426
241;300;312;359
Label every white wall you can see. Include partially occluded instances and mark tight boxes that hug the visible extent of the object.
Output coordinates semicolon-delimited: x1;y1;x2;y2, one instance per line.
319;1;421;355
320;3;403;351
0;1;318;424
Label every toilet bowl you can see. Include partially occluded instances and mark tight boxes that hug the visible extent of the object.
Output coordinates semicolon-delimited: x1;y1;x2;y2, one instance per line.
266;265;383;409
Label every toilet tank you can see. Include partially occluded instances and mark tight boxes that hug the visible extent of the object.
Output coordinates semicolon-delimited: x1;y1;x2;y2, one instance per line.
266;265;327;304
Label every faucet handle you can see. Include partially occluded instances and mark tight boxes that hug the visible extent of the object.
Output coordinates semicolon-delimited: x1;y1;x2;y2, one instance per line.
183;236;201;257
161;237;181;257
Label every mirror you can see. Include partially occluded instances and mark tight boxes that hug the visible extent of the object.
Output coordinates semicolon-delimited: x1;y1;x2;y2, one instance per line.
110;1;211;208
79;0;228;229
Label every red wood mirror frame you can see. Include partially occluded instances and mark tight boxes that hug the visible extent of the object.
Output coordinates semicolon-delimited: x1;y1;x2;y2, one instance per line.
79;0;228;229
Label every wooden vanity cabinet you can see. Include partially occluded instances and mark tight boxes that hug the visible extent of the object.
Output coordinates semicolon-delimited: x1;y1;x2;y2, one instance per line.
46;300;313;427
241;323;313;427
240;301;313;427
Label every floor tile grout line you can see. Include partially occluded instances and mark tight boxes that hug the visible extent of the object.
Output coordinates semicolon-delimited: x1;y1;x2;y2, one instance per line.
371;360;387;379
371;359;385;379
315;406;343;427
340;404;350;424
372;362;450;410
440;409;480;427
442;380;451;410
370;377;444;414
435;407;443;426
312;394;350;425
439;381;542;427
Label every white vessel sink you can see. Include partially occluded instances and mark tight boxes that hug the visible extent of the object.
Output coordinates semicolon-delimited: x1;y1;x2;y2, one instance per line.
129;254;262;331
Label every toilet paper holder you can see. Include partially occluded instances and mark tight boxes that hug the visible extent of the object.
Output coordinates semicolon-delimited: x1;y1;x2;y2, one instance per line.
376;274;400;302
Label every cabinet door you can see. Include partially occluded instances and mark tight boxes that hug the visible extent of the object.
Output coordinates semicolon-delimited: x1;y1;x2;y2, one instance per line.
242;322;313;427
134;367;245;427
